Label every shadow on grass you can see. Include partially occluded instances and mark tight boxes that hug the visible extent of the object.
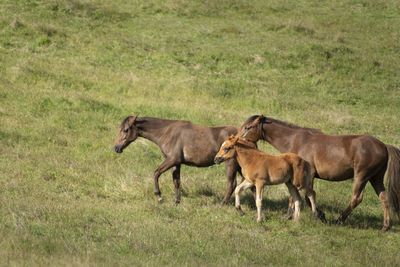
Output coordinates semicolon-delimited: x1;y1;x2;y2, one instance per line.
208;191;400;232
318;202;400;232
239;193;289;212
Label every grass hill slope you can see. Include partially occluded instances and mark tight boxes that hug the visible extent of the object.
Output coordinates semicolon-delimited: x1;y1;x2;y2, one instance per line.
1;0;400;265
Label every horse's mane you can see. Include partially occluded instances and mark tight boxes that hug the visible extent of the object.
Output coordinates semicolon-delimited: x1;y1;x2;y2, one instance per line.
120;116;185;129
245;115;322;134
236;137;257;148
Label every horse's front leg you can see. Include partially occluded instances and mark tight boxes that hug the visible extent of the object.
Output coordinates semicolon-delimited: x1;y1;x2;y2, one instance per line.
154;158;177;203
172;165;181;204
234;180;253;216
286;183;302;221
304;188;327;223
286;196;295;219
221;159;239;204
255;184;264;223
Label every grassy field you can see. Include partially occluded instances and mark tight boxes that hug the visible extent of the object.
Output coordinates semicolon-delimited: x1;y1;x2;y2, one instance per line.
1;0;400;265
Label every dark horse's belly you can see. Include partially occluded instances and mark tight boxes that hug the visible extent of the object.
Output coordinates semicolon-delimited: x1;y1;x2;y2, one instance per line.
314;167;354;181
183;159;215;167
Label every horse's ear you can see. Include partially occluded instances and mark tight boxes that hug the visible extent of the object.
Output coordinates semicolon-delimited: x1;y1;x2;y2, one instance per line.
254;114;264;124
260;115;272;124
128;114;138;126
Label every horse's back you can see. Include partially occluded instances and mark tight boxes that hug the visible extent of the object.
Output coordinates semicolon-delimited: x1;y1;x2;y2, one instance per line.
212;126;237;144
175;123;237;166
302;133;387;180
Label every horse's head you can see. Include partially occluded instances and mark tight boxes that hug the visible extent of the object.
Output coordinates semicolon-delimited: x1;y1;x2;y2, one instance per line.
238;114;271;142
114;114;139;153
214;135;239;164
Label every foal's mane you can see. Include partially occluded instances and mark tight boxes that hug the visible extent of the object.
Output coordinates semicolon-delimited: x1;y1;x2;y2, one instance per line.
245;115;322;134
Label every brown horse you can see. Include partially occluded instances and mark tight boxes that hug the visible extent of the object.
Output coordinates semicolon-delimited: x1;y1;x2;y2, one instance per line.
238;115;400;231
114;115;240;204
214;135;321;223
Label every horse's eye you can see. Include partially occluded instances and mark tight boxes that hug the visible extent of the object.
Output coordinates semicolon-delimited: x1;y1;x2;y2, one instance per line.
245;126;251;130
223;147;231;153
123;129;129;133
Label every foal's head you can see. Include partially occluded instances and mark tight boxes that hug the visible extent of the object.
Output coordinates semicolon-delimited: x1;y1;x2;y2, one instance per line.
114;114;139;153
238;114;270;142
214;135;239;164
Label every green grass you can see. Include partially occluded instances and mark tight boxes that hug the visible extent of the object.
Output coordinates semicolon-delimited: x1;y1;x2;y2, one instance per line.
1;0;400;265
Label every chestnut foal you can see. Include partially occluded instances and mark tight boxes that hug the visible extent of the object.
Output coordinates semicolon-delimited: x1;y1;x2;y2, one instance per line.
214;135;321;223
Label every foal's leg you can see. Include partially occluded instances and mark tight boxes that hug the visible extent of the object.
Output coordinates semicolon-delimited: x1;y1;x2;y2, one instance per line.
234;180;253;216
154;158;177;203
221;159;239;204
287;169;316;219
286;183;302;221
369;171;391;231
172;165;181;204
255;184;264;223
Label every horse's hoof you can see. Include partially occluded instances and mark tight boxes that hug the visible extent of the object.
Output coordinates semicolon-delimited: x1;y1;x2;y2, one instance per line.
175;200;180;205
392;214;399;224
257;218;262;223
381;225;390;232
292;215;300;222
220;200;228;206
236;207;245;216
335;218;344;225
316;211;327;224
285;208;294;220
157;197;164;204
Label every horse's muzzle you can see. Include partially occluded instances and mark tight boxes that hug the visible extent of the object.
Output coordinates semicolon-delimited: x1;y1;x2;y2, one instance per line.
214;157;224;164
114;146;124;153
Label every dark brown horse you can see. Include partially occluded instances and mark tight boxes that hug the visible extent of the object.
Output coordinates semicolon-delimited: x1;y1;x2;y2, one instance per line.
214;135;320;223
238;115;400;231
114;115;240;204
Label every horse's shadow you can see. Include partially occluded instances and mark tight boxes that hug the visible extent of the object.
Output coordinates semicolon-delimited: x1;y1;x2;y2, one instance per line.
205;190;400;232
317;202;400;232
239;192;289;212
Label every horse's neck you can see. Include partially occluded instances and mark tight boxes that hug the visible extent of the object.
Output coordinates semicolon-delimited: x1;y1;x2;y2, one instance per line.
235;145;262;167
138;117;172;146
263;123;305;153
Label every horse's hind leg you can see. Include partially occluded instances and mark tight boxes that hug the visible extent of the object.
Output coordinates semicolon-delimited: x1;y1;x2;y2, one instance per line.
234;180;253;216
369;171;390;231
336;176;368;225
172;165;181;204
153;158;177;203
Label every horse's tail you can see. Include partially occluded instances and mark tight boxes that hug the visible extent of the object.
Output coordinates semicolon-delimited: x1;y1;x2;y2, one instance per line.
385;144;400;222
